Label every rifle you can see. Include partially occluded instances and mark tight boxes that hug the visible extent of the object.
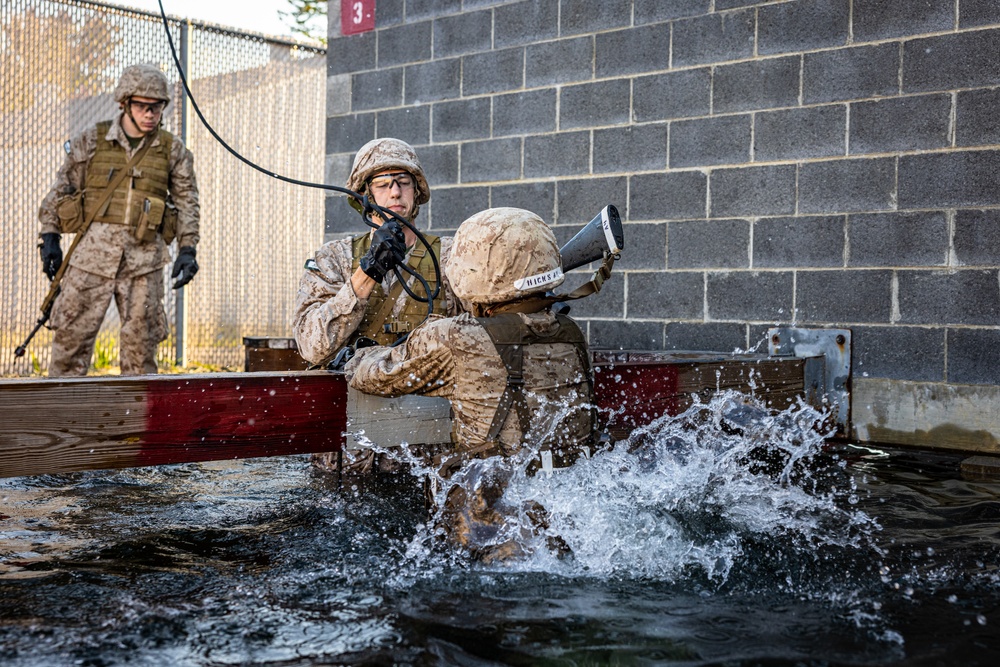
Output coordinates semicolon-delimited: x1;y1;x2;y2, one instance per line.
14;137;156;359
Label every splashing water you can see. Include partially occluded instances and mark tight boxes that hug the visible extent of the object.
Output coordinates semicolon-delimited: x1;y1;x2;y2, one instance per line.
378;390;879;590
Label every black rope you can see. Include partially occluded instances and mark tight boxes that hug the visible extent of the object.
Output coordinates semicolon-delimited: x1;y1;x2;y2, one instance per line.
154;0;441;311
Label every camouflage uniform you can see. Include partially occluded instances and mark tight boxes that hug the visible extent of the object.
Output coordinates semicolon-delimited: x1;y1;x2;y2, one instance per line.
39;65;199;376
348;208;596;560
291;235;459;365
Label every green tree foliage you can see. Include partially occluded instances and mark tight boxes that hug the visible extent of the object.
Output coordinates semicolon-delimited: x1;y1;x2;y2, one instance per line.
1;7;121;114
280;0;328;44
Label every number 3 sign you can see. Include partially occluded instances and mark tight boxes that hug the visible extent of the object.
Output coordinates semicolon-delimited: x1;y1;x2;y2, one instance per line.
341;0;375;35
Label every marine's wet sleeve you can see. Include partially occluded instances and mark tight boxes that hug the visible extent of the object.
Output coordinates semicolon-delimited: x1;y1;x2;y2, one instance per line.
291;238;368;364
168;137;200;249
348;317;456;398
38;128;96;236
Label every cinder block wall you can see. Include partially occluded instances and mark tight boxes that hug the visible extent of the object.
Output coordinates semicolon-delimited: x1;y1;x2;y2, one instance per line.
324;0;1000;392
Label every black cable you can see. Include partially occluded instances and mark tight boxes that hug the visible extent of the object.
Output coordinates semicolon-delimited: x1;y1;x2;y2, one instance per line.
154;0;441;310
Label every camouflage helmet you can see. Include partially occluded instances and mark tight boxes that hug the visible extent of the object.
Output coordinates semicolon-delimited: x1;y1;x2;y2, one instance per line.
447;208;565;306
114;64;171;105
346;138;430;206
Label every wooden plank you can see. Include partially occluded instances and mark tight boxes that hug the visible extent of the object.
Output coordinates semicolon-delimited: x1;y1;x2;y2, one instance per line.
0;351;816;478
0;371;347;478
593;352;809;441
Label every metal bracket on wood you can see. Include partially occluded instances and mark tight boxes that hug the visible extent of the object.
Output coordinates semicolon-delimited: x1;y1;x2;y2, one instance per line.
768;327;851;435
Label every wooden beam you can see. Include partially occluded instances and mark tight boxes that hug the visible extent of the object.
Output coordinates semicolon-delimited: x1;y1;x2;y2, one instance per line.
0;371;347;478
0;351;817;479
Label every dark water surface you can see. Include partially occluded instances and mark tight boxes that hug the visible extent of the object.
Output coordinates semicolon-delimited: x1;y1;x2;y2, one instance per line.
2;394;1000;666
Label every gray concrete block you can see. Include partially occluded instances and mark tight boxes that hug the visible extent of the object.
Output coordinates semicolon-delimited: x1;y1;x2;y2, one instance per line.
415;143;459;186
463;47;524;96
754;105;846;161
560;0;632;36
426;185;489;231
405;59;461;104
589;320;663;351
670;115;752;168
560;79;632;130
593;124;669;174
433;10;492;58
848;211;948;267
753;215;845;268
669;219;750;269
803;43;900;104
634;68;712;122
636;0;711;23
904;30;1000;93
377;21;432;67
961;0;1000;27
377;106;430;146
948;328;1000;385
851;325;945;382
954;209;1000;267
351;68;403;111
853;0;954;42
326;113;375;154
432;97;491;142
495;0;559;48
713;56;800;114
799;157;896;214
406;0;462;21
664;321;748;352
706;271;794;321
596;24;671;78
956;88;1000;148
524;131;591;178
494;89;557;137
556;176;628;226
526;37;594;87
373;0;403;26
672;9;755;67
613;222;666;270
796;269;892;323
710;165;796;218
758;0;850;56
324;194;359;236
850;94;951;154
899;151;1000;209
629;271;706;319
566;277;625;318
491;181;556;222
630;171;707;221
461;137;522;183
327;32;375;76
898;269;1000;326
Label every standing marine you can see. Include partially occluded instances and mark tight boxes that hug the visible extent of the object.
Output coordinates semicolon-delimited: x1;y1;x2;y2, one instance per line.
38;63;200;376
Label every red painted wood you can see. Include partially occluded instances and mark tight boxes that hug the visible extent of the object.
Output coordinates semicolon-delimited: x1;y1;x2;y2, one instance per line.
138;373;347;467
594;362;682;437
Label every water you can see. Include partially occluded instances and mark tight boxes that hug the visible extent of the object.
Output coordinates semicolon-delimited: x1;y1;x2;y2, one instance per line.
2;392;1000;666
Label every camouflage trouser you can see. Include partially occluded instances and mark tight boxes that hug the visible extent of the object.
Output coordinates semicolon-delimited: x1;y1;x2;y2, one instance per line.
48;264;167;377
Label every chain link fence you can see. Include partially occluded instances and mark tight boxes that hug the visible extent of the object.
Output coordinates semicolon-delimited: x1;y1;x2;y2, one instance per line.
1;0;326;375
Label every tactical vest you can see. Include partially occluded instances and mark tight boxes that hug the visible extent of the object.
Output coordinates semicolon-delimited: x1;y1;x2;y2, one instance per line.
350;233;448;346
477;313;597;459
84;121;172;230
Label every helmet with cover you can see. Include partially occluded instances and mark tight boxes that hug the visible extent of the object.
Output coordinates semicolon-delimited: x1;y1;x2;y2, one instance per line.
346;138;430;207
114;63;171;105
447;207;565;307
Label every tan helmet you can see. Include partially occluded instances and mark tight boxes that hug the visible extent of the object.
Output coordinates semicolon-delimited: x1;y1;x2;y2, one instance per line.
114;64;171;105
447;208;565;307
346;138;430;206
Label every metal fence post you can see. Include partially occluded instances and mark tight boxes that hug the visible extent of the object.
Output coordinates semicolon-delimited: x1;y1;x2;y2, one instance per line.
175;18;191;368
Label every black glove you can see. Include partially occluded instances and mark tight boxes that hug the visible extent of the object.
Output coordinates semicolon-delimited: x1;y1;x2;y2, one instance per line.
39;233;63;280
171;246;198;289
359;220;406;284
